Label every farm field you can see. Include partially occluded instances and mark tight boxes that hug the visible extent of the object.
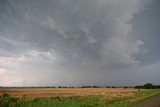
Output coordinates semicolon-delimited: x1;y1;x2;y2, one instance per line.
0;88;160;107
0;88;136;98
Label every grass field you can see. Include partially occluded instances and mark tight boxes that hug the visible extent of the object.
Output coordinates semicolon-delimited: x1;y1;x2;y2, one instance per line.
0;88;160;107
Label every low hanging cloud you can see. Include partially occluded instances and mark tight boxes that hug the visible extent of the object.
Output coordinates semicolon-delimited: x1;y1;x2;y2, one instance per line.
0;0;159;86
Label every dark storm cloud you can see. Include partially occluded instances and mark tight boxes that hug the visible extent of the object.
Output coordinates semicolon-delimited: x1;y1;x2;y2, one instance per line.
0;0;160;86
132;0;160;64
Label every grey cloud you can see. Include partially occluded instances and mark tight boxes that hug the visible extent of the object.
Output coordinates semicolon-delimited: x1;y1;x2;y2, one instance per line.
0;0;159;86
132;0;160;64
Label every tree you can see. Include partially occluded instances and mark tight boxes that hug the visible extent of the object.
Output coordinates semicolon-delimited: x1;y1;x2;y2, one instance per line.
144;83;153;89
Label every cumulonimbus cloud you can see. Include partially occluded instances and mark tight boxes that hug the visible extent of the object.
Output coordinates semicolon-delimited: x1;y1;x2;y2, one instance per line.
1;0;159;86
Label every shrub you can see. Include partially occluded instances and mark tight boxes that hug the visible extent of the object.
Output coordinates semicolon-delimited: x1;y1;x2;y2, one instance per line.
2;93;10;98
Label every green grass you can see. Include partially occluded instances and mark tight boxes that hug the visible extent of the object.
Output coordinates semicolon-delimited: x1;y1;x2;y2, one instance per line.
0;95;102;107
100;89;160;107
0;89;160;107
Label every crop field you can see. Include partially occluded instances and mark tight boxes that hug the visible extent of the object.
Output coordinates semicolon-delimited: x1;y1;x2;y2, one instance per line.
0;88;160;107
0;88;136;98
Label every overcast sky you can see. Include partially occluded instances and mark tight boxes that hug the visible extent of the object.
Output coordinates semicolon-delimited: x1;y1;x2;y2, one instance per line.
0;0;160;86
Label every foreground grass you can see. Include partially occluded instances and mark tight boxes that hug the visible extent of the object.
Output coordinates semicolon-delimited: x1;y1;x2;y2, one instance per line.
101;89;160;107
0;89;160;107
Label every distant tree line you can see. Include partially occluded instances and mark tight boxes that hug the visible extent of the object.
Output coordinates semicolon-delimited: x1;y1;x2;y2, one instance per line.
0;85;146;89
81;86;118;88
0;86;120;88
135;83;160;89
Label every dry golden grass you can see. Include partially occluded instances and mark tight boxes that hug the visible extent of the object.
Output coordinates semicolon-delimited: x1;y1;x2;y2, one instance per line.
0;88;137;98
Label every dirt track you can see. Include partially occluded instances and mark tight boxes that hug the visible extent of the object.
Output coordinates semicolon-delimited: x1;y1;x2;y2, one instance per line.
133;94;160;107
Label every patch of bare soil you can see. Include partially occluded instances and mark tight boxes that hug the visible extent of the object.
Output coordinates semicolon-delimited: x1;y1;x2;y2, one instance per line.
133;94;160;107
